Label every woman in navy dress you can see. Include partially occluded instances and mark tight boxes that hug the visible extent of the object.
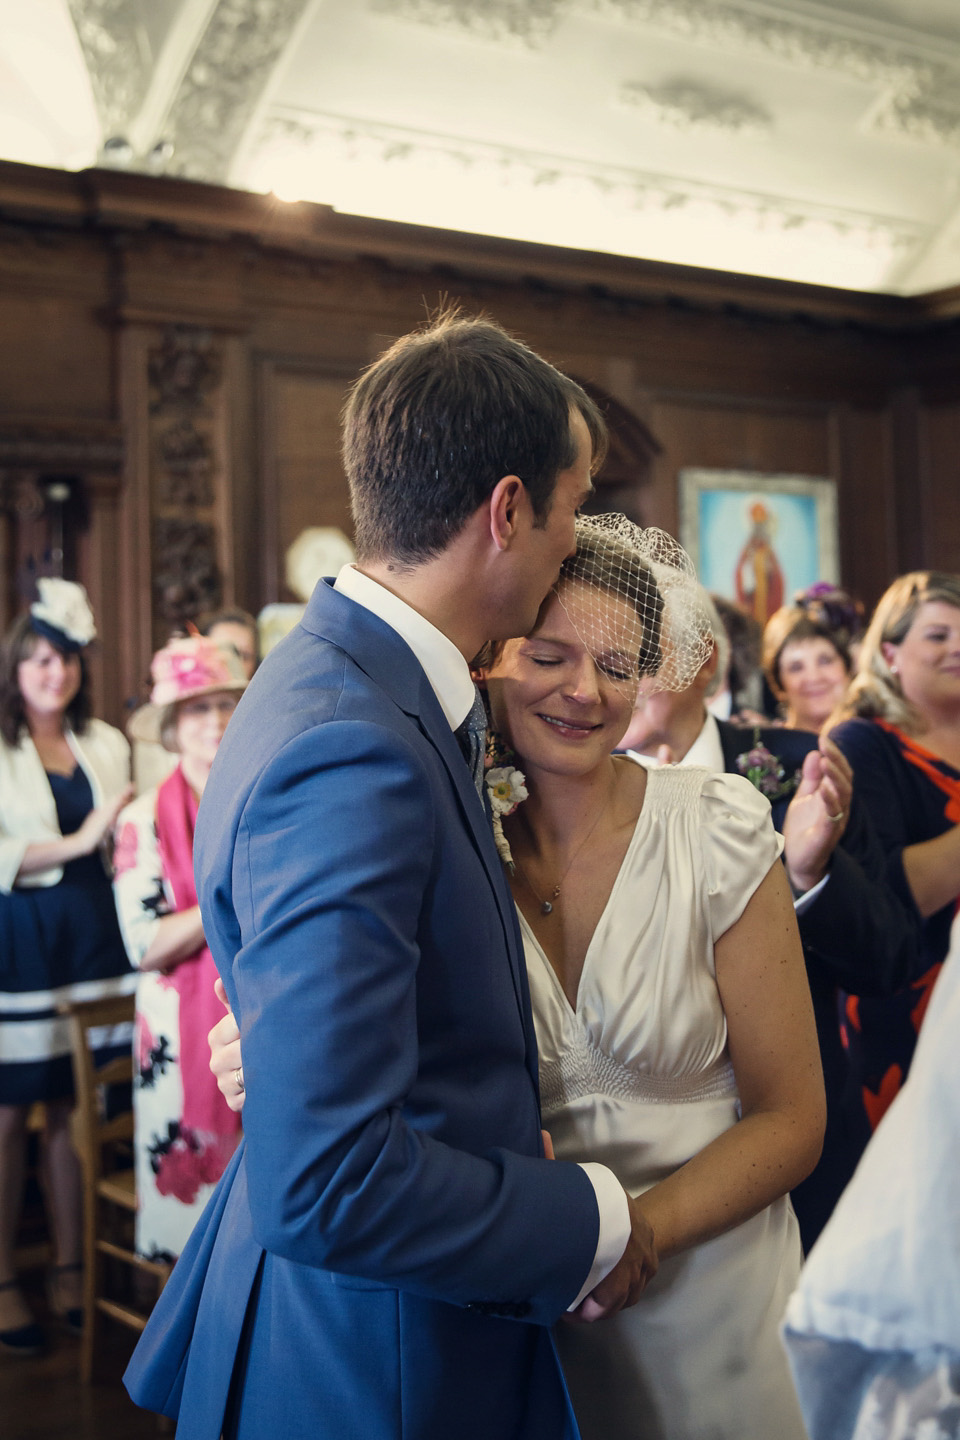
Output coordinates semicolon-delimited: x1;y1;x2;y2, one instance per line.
829;571;960;1144
0;580;133;1352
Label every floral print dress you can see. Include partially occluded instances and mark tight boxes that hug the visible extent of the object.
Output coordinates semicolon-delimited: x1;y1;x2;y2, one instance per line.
113;783;240;1262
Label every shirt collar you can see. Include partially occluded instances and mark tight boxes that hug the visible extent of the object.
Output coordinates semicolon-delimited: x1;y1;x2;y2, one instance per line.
681;712;725;769
333;564;476;730
625;710;722;770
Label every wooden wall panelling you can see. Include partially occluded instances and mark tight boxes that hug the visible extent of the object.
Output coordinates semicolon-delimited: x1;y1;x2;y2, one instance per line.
0;423;124;723
256;357;357;605
826;403;899;611
116;324;157;723
0;469;45;629
116;318;240;721
888;389;929;578
0;223;113;418
644;393;834;546
77;468;125;727
8;157;960;684
912;398;960;575
223;337;258;617
146;322;228;648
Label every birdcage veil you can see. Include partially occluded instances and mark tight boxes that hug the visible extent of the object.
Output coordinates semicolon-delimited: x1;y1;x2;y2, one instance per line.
556;514;713;700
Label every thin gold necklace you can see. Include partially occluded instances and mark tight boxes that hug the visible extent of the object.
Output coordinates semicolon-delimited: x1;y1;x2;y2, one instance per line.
512;791;612;916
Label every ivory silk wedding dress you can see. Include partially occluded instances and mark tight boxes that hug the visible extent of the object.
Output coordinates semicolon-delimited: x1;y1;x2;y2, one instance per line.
520;765;809;1440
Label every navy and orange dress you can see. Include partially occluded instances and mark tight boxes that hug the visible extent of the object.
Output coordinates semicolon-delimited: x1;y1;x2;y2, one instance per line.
830;716;956;1138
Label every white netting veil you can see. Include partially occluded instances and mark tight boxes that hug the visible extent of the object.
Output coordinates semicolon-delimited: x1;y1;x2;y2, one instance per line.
556;514;713;700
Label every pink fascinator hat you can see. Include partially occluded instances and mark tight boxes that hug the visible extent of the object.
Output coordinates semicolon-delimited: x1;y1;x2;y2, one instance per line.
128;635;247;746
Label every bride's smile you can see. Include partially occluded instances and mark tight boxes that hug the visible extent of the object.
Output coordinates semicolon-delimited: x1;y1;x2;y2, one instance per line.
483;584;642;779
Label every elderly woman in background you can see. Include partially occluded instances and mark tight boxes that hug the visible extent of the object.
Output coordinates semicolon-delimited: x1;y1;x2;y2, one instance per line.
763;604;853;733
795;582;866;666
0;581;133;1352
113;636;246;1262
828;571;960;1139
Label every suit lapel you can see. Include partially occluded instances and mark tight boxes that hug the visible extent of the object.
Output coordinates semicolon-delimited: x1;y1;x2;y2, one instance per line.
716;719;807;832
418;702;532;1028
716;718;742;773
302;580;533;1046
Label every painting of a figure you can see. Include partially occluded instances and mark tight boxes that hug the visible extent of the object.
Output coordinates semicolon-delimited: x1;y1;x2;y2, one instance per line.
679;471;839;624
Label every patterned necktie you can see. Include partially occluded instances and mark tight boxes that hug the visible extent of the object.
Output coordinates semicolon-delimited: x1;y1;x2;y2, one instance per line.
456;686;487;799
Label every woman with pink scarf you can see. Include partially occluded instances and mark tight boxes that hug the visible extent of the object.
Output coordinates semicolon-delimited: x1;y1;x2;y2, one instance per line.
114;636;246;1262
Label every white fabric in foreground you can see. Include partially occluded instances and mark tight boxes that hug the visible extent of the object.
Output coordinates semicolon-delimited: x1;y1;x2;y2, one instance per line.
782;913;960;1440
784;913;960;1357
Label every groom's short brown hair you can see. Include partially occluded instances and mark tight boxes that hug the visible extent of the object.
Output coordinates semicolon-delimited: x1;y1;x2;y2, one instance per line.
343;312;606;565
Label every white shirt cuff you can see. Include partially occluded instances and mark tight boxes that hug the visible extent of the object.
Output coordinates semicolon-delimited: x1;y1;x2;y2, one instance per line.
567;1163;631;1311
793;872;830;914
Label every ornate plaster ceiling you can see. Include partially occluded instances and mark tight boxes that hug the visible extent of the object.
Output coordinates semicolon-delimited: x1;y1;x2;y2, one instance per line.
4;0;960;293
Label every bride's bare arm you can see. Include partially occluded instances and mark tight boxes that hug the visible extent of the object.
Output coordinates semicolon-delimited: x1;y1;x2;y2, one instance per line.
635;861;825;1261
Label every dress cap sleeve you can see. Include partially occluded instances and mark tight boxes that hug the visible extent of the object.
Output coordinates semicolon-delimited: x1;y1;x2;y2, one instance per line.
700;771;784;940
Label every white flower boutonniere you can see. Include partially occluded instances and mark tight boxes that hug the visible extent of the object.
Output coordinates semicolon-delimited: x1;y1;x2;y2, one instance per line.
485;764;528;871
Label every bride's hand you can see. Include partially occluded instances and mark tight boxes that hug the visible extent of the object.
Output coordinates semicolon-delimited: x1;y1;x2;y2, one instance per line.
209;978;245;1112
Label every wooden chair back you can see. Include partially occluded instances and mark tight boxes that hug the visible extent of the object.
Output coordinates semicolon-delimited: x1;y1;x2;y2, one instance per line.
62;991;171;1384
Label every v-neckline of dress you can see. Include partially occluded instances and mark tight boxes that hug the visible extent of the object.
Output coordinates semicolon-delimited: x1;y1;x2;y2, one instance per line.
516;774;659;1019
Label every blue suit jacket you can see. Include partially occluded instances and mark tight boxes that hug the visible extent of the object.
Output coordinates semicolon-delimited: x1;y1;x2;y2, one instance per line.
125;581;599;1440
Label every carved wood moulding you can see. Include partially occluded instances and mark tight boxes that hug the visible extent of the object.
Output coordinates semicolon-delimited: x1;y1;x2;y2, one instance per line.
0;419;124;483
147;323;224;632
0;472;45;519
152;516;222;624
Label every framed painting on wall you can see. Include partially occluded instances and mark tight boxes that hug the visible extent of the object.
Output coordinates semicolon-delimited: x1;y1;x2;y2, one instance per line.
678;469;839;627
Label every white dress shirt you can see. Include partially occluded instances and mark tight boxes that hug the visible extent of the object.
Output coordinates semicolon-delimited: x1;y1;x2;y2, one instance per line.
335;565;630;1308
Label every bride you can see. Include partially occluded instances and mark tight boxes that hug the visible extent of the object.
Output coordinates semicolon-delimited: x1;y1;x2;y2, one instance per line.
211;516;824;1440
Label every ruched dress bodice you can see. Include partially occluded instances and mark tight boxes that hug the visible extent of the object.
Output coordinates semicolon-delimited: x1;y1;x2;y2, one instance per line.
521;765;808;1440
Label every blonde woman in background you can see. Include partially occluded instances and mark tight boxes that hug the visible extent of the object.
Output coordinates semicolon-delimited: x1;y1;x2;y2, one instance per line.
828;571;960;1142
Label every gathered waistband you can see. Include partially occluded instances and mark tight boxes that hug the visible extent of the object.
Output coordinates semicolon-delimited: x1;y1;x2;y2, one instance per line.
539;1035;738;1114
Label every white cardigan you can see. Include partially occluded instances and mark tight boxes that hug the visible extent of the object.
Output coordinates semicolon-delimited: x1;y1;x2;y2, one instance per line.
0;719;131;893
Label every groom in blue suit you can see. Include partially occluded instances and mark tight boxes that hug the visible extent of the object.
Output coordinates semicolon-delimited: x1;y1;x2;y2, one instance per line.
125;314;657;1439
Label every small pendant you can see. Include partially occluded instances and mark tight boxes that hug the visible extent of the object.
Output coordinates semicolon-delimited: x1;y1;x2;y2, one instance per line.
541;900;553;915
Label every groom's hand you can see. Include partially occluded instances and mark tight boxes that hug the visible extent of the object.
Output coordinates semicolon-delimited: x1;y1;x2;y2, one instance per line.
209;980;246;1113
567;1193;657;1323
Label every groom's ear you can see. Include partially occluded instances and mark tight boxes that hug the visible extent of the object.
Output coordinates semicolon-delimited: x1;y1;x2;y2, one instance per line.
488;475;526;552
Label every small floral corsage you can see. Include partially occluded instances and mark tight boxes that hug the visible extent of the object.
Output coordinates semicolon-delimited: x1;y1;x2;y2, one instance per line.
734;730;799;803
484;729;528;871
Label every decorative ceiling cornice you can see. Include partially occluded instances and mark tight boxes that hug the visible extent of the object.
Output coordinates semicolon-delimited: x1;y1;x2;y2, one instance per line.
620;78;772;135
255;107;924;257
592;0;960;148
162;0;315;182
373;0;960;149
66;0;153;138
588;0;938;87
369;0;562;46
